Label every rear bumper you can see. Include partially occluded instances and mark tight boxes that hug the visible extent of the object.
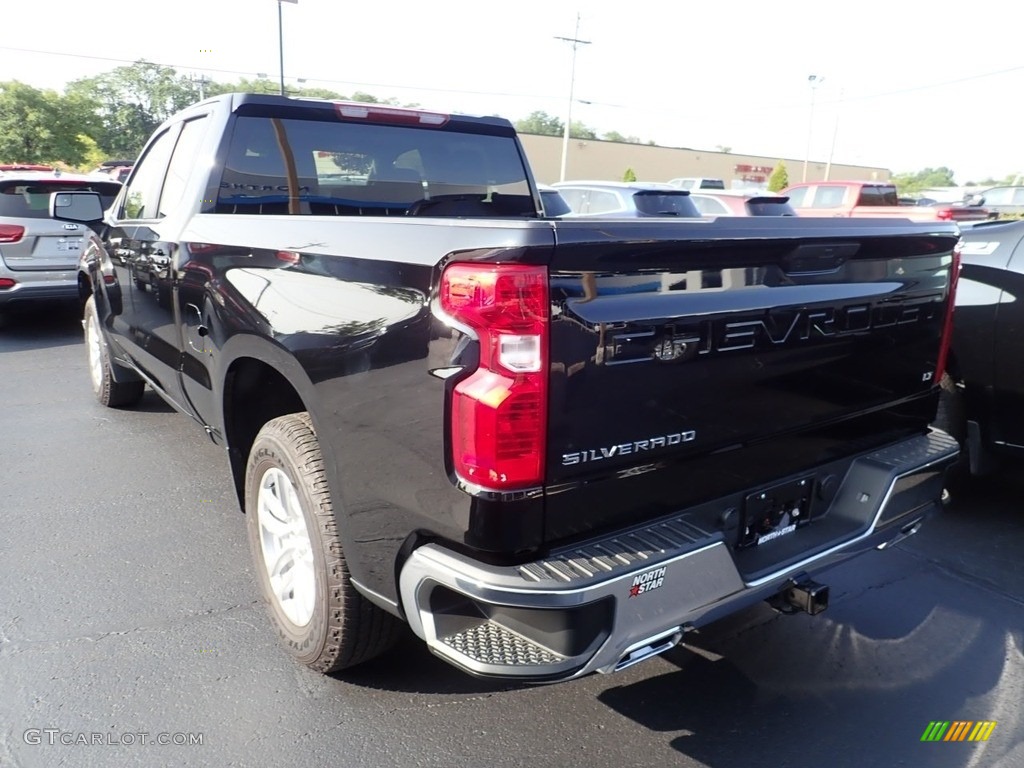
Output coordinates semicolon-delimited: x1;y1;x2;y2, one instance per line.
0;272;78;308
398;430;958;682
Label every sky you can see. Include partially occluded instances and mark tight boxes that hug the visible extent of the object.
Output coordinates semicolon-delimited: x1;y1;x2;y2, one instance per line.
2;0;1022;184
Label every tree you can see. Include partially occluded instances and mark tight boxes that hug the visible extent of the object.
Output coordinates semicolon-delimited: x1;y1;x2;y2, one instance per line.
68;61;204;159
515;110;563;136
76;134;107;171
602;131;643;144
623;168;637;182
891;167;957;196
767;161;789;192
569;121;596;140
0;81;91;165
715;145;732;154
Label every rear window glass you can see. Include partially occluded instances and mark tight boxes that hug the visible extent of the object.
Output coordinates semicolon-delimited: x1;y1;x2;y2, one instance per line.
217;116;534;217
0;180;121;218
698;179;726;190
632;191;701;217
746;198;796;216
856;185;898;206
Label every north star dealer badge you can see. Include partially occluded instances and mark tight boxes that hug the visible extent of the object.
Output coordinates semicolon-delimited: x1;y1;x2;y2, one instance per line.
629;567;667;598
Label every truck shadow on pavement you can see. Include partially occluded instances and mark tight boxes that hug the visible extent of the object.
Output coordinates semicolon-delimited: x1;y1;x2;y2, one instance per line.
334;631;528;696
596;478;1024;768
333;472;1024;754
0;302;84;351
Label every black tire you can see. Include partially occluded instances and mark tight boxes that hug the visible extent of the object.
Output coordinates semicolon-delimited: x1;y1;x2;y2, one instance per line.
934;373;970;494
245;413;402;673
84;295;145;408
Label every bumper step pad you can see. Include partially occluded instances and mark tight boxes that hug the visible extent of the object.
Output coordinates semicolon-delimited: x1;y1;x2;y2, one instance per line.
439;621;565;667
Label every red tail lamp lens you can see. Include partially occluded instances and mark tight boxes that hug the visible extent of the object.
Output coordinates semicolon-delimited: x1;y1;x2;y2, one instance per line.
440;263;548;490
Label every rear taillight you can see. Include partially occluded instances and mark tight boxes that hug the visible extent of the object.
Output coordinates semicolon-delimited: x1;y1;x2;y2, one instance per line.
0;278;16;289
935;207;954;221
0;225;25;243
935;242;961;383
440;263;548;490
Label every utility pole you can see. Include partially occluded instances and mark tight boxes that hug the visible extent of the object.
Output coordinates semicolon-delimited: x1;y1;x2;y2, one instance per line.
802;74;823;182
555;13;591;182
191;73;210;100
278;0;298;96
825;88;844;181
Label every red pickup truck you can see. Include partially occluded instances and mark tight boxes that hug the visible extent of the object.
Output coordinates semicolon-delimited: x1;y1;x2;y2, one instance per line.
783;181;990;223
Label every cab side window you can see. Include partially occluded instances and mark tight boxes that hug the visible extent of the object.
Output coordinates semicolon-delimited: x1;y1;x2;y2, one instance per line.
557;188;586;213
813;186;846;208
785;186;809;207
118;127;178;220
587;190;621;214
158;117;210;217
984;188;1011;205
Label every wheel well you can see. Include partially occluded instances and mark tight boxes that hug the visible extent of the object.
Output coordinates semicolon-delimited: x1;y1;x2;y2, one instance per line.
223;358;306;507
78;273;92;310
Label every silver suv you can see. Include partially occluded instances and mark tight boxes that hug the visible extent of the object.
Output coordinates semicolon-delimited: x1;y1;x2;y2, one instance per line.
551;181;700;218
0;167;121;311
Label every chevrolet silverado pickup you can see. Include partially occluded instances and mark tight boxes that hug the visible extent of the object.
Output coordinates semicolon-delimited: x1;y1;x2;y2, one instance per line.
59;93;960;682
783;180;990;223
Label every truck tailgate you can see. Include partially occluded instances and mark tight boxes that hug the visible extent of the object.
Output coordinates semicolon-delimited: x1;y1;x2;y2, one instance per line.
545;217;958;503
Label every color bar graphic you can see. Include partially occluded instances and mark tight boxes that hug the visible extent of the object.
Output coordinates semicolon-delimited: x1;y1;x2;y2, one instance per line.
921;721;997;742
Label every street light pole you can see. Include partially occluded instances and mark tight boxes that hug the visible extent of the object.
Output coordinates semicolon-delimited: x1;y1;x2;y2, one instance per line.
277;0;298;96
802;74;824;182
825;88;844;181
555;13;591;182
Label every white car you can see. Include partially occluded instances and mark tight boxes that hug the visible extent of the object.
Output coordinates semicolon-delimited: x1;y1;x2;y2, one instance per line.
667;177;726;191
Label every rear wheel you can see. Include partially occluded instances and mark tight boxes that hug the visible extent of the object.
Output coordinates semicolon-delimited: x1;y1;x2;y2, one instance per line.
245;413;402;673
84;295;144;408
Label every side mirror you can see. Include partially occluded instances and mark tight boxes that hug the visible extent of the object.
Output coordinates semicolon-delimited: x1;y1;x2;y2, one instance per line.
965;194;985;207
49;191;104;223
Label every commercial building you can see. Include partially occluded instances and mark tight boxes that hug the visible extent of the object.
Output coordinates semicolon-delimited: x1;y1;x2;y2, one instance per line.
519;134;890;188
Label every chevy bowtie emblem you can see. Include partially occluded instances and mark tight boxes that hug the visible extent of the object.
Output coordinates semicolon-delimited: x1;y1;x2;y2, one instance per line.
652;336;692;362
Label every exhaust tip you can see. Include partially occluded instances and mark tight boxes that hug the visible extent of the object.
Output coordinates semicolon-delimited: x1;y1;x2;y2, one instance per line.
606;628;684;674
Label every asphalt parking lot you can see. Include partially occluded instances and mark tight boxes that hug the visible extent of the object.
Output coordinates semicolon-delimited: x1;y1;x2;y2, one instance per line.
1;305;1022;768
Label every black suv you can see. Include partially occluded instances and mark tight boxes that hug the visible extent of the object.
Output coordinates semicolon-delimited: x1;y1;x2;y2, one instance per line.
937;218;1024;479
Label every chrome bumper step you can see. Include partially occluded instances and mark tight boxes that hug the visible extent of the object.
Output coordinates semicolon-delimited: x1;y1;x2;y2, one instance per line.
439;621;565;667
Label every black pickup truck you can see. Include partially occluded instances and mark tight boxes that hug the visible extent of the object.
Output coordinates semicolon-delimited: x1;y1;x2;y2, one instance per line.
58;93;960;683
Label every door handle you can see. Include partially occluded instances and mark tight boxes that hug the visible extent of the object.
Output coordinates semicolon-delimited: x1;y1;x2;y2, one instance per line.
185;303;210;352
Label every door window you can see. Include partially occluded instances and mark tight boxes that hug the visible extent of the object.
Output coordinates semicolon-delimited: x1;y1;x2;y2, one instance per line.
158;117;211;217
785;186;808;207
587;190;621;214
691;195;729;215
812;186;846;208
119;127;178;220
557;187;585;213
982;188;1011;205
